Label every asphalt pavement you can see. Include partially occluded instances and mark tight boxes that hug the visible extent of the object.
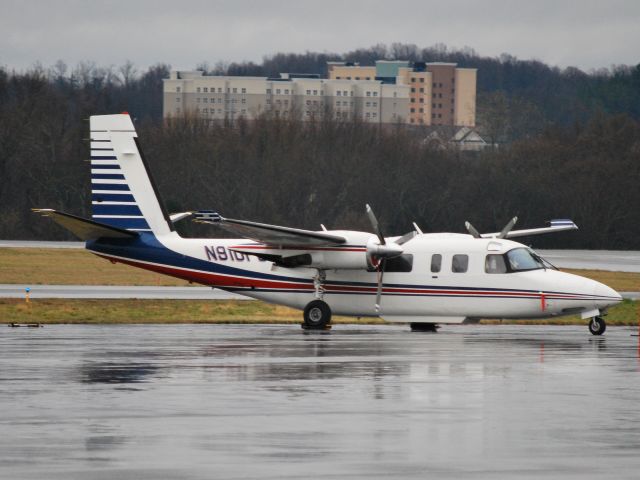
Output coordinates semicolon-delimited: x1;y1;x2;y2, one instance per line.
2;324;640;479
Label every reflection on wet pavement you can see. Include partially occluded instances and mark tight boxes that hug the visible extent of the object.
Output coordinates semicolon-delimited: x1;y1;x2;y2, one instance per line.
1;324;640;479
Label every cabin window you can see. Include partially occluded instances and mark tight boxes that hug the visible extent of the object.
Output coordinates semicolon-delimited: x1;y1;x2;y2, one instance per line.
506;248;544;272
452;254;468;273
485;254;508;274
430;254;442;273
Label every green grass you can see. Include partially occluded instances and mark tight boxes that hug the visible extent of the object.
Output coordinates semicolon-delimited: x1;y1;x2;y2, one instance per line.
0;298;636;326
1;248;639;291
0;298;380;325
0;247;638;326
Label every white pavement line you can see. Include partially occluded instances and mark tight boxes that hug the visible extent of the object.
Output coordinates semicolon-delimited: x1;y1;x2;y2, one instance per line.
0;285;253;300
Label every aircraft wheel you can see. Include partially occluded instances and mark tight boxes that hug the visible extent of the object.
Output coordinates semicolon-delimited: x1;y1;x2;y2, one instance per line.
588;316;606;336
303;300;332;329
410;322;439;332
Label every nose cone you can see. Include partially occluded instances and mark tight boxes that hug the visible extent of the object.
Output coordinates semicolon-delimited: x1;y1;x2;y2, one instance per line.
593;282;623;309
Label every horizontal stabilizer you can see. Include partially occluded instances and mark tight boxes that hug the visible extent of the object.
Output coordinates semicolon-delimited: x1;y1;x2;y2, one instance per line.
194;210;346;247
33;209;138;240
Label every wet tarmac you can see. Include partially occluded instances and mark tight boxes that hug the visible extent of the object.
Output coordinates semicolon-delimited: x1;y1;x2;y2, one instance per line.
2;324;640;479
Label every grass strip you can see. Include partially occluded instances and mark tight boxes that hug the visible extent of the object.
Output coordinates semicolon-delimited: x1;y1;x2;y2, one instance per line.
0;298;636;326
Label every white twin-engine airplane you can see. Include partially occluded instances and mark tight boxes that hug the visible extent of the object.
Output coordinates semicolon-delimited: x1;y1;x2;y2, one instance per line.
35;114;622;335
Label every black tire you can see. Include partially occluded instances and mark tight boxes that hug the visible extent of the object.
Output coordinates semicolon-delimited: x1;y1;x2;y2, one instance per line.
410;322;439;332
589;316;606;336
303;300;332;329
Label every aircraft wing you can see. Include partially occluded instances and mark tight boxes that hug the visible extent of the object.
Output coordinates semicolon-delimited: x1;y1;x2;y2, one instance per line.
194;211;347;247
481;219;578;239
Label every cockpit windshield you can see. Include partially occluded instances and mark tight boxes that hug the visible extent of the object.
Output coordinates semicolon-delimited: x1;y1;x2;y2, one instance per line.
506;248;545;272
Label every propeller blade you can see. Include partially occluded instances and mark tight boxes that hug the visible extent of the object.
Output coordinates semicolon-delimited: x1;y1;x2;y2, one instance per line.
465;221;482;239
375;259;385;312
396;230;417;245
498;216;518;239
365;204;385;245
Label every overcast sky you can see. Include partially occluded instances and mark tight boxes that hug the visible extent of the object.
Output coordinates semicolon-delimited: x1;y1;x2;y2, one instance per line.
2;0;639;72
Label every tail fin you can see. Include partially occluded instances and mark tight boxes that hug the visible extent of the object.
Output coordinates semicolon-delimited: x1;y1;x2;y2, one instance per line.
90;114;173;236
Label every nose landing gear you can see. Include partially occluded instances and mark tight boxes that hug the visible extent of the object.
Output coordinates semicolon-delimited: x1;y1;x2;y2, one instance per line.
588;316;606;336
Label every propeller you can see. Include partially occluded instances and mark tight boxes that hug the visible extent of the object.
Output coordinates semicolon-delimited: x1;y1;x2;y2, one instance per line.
498;216;518;239
365;204;404;312
465;216;519;239
465;221;481;238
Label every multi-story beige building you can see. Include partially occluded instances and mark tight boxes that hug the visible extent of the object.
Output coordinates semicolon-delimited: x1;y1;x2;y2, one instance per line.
163;60;476;127
328;60;476;127
163;71;410;124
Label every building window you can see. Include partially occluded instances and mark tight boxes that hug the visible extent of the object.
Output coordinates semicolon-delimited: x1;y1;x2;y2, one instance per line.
197;87;201;93
393;92;397;98
266;99;271;104
203;98;208;103
232;88;237;93
218;88;223;93
411;77;416;82
306;90;311;95
241;98;246;104
336;76;341;80
373;102;377;107
366;112;371;118
176;107;180;113
439;103;442;108
419;108;424;113
411;88;415;93
410;98;415;103
439;93;443;98
176;86;181;92
372;112;377;118
365;77;370;80
241;109;246;114
337;91;341;96
366;91;371;97
355;77;360;80
176;97;180;102
306;100;311;105
438;113;442;118
373;92;378;97
203;87;208;93
419;98;424;103
266;89;272;94
313;90;318;95
242;88;247;93
202;108;207;113
410;108;415;113
420;88;424;93
432;103;436;108
420;78;424;83
276;89;281;94
432;113;436;119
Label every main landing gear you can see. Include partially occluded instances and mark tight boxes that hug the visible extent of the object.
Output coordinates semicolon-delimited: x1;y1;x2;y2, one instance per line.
410;323;439;332
588;316;606;336
302;300;332;330
302;270;332;330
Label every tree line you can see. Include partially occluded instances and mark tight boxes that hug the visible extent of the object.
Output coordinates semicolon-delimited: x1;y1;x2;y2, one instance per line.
0;47;639;248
